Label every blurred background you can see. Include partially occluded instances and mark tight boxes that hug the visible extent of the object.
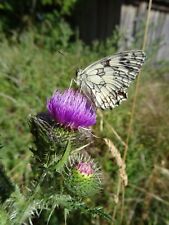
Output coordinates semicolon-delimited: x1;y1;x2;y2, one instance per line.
0;0;169;224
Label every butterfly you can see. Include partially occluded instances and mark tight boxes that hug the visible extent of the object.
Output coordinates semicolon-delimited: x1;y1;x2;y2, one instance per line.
75;50;146;110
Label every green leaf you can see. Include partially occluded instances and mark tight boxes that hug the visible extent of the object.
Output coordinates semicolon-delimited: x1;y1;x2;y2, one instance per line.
54;140;72;172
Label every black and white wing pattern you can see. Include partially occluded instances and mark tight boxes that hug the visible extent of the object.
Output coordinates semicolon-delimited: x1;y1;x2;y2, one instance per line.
76;50;146;109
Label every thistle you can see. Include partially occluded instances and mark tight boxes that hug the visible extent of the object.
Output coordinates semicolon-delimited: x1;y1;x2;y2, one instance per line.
47;89;96;129
65;154;102;198
27;88;107;223
29;89;96;163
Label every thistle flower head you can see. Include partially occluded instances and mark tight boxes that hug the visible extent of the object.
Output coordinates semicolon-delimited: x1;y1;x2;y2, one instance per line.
47;89;96;129
65;153;102;198
76;162;94;176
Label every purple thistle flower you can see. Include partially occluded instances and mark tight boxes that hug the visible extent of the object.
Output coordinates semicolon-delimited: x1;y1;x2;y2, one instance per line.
76;162;94;176
47;89;96;129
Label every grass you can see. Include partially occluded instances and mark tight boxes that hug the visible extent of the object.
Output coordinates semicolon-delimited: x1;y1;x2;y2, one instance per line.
0;30;169;225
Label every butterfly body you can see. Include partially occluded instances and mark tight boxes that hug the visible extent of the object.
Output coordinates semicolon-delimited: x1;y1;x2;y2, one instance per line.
76;50;146;110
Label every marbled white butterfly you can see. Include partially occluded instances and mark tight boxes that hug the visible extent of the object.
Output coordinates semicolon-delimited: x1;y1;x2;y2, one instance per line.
76;50;146;110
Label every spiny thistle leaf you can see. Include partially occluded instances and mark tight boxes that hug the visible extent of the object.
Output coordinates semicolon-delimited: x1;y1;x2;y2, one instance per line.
0;206;10;225
42;194;111;222
83;206;112;221
4;186;45;225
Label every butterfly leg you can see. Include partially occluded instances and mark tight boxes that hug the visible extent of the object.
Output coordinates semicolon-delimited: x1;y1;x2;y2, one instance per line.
69;79;74;89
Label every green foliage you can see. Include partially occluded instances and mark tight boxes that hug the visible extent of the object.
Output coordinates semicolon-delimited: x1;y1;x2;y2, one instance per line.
34;11;73;50
0;0;77;27
0;0;76;51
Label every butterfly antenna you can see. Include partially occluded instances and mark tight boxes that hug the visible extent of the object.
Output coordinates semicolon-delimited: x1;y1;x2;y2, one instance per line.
56;50;83;86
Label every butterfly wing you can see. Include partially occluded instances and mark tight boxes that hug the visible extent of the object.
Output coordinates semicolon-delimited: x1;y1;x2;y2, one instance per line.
76;50;146;109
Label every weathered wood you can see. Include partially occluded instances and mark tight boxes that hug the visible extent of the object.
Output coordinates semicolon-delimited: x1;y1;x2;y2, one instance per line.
120;2;169;61
119;4;137;49
71;0;169;60
72;0;122;44
156;12;169;60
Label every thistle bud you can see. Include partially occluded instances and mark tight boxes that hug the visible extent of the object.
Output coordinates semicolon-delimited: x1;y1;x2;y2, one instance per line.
65;154;102;198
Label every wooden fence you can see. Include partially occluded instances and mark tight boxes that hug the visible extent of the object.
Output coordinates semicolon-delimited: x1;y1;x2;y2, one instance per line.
72;0;169;61
120;2;169;61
